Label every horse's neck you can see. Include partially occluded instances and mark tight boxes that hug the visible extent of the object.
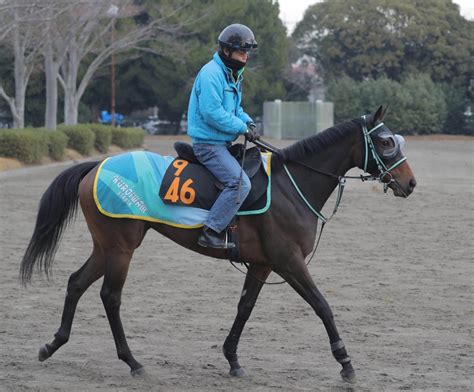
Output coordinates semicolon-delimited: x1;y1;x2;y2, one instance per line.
285;134;359;212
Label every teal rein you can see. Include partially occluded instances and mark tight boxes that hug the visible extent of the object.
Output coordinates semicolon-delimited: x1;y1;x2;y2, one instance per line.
283;164;346;223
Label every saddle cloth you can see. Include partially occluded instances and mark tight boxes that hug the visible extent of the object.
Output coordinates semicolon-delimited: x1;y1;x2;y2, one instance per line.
93;150;272;228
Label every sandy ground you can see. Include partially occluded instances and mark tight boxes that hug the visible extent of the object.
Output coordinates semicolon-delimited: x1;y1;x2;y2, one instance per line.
0;135;473;391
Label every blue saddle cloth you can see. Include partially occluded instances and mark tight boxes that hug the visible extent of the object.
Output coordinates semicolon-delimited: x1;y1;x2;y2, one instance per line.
94;151;272;228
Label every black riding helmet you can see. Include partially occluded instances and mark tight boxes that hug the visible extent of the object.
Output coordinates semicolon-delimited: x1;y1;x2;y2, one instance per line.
218;24;257;52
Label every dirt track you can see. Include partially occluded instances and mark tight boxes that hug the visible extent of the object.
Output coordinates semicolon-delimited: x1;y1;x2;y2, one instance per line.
0;136;473;391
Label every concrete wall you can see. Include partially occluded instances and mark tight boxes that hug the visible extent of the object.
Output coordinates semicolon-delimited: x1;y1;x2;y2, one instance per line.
263;100;333;139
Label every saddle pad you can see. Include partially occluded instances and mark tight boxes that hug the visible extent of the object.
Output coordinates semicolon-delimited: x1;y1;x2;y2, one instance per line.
93;151;272;228
159;155;266;211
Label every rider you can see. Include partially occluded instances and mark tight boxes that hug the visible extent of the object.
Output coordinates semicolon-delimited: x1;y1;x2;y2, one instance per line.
187;23;260;249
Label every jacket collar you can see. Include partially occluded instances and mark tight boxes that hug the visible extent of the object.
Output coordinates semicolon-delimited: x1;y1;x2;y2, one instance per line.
213;52;244;84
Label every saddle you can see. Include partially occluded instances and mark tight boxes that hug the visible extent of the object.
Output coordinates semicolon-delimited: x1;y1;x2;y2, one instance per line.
158;142;268;212
173;141;262;178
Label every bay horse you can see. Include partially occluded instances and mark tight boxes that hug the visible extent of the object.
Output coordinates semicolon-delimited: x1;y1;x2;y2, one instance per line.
20;106;416;383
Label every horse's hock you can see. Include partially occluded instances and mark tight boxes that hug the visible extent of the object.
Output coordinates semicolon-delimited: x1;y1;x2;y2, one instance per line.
263;100;334;139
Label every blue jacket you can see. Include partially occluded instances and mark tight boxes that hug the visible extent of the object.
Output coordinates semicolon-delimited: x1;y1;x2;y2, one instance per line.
187;52;253;145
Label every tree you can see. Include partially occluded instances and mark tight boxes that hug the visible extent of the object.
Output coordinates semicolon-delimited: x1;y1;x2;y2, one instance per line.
33;0;188;126
293;0;473;85
55;1;161;125
42;0;72;129
0;0;46;128
94;0;287;129
326;74;447;134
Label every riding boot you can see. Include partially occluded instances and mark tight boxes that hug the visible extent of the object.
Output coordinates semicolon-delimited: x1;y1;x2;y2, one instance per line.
198;226;235;249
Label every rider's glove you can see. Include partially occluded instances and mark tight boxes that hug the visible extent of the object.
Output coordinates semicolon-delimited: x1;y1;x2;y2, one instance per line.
245;122;260;142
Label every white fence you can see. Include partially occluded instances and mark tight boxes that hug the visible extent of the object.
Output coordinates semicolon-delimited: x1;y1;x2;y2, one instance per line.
263;100;333;139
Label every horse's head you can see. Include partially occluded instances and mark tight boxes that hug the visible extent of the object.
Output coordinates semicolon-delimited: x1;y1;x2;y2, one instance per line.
359;106;416;197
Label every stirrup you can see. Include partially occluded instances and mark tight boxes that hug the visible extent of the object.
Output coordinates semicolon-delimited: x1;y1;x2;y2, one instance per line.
198;227;235;249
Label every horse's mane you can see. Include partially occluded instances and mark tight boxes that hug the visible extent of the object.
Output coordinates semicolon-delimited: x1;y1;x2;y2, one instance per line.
281;117;364;162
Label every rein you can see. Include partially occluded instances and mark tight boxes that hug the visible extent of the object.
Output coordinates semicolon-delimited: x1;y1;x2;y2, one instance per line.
230;118;407;285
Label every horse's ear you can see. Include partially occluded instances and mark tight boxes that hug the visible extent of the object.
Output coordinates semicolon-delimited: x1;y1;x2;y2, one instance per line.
374;105;384;123
381;104;390;120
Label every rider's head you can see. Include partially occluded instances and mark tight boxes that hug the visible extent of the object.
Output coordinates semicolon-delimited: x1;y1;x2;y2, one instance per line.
218;24;257;64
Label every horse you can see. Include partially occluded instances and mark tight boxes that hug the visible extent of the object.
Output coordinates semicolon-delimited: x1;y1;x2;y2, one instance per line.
20;106;416;383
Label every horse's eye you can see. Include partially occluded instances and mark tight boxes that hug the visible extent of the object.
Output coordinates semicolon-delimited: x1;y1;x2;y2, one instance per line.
381;140;390;146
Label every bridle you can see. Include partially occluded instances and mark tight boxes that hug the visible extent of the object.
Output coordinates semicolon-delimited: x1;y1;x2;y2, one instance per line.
230;116;409;284
257;115;408;222
360;115;407;193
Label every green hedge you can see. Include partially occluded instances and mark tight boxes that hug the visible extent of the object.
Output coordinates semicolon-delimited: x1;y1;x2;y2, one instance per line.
47;130;68;160
1;124;144;163
112;127;144;148
25;127;69;161
87;123;113;153
0;129;49;163
57;124;95;155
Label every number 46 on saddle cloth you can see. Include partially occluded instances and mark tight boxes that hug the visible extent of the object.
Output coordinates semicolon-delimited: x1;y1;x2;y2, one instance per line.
93;150;272;229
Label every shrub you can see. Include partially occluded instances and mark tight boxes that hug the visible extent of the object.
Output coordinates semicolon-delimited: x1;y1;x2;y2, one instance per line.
326;76;364;123
47;130;68;160
440;83;466;134
399;74;447;134
29;128;68;161
112;127;144;148
57;124;95;155
87;123;112;153
0;129;49;163
327;74;447;134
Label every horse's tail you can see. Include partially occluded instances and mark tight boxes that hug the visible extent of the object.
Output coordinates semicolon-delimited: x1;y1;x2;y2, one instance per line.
20;161;100;286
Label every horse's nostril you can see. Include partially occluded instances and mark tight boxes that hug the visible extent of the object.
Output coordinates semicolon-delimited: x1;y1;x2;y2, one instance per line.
409;179;417;189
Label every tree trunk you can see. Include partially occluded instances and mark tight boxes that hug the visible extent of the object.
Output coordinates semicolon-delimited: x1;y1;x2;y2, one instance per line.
64;91;78;125
12;10;26;129
44;29;59;130
62;45;80;125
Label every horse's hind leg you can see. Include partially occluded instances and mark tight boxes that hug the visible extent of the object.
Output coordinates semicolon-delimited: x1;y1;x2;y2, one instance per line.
223;264;271;377
39;249;105;361
275;260;355;383
100;251;143;375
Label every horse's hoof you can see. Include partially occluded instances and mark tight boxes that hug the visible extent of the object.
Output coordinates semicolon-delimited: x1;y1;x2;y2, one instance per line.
131;366;146;377
229;367;245;377
38;345;50;362
340;367;356;383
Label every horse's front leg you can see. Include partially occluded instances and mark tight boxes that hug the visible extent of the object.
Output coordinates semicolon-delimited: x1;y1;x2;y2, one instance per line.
275;259;355;383
223;263;272;377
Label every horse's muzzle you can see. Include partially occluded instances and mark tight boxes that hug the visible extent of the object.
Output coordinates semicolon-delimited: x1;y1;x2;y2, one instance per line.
389;162;416;197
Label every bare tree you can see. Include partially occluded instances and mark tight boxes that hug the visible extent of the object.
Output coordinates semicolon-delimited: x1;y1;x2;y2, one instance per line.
0;0;46;128
42;1;73;129
0;0;188;128
53;0;186;125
